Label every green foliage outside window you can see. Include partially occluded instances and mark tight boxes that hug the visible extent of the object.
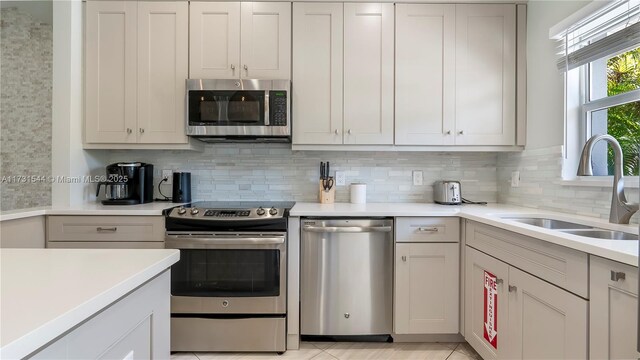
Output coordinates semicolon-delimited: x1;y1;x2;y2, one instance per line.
606;48;640;176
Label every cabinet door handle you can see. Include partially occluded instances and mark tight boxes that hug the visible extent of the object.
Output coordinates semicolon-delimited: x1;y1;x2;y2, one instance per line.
496;278;504;285
508;285;517;292
334;129;339;135
611;271;626;281
231;64;235;70
139;128;145;134
348;129;352;135
126;128;132;134
417;227;439;233
446;130;451;135
458;130;464;135
401;256;407;262
244;64;248;71
97;227;117;232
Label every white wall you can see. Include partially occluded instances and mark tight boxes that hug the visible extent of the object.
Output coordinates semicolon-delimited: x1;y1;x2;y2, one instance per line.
52;0;106;207
525;0;589;149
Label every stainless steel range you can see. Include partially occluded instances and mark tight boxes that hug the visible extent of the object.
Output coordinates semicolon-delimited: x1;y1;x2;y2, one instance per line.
165;201;295;353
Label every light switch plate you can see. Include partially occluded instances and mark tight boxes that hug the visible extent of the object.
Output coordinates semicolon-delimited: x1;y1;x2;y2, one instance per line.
412;170;423;186
162;170;173;185
335;171;346;186
511;171;520;187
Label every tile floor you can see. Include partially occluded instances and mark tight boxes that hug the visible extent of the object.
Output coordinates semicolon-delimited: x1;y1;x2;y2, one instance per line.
171;341;482;360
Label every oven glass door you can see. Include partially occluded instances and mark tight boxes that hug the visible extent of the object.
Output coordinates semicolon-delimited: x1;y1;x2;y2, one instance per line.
189;90;265;126
171;248;280;297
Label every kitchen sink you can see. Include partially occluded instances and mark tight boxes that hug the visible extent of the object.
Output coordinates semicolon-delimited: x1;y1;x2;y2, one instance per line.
560;229;638;240
506;217;593;230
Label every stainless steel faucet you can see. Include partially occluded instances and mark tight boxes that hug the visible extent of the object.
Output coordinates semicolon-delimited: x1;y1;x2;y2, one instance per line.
577;134;639;224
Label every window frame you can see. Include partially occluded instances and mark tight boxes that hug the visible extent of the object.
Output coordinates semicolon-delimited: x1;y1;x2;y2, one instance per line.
562;50;640;186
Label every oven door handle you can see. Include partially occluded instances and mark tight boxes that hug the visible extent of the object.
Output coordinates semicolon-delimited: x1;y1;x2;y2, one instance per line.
165;236;285;249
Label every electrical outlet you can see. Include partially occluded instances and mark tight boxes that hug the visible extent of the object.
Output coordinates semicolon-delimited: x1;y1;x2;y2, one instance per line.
162;170;173;185
511;171;520;187
412;170;423;186
335;171;346;186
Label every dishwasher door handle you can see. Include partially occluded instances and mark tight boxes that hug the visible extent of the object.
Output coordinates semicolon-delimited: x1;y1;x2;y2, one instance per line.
302;225;393;233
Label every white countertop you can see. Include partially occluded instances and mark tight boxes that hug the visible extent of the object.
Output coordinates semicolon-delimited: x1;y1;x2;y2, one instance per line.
0;248;180;359
290;202;640;266
0;202;185;221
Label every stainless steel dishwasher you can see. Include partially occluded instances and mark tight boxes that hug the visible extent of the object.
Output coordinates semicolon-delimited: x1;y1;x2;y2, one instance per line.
300;218;393;336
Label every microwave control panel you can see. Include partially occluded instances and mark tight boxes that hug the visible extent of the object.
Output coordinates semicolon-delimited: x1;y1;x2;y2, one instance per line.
270;91;288;126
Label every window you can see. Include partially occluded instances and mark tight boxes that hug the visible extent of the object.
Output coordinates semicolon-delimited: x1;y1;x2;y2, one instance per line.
552;0;640;177
585;47;640;176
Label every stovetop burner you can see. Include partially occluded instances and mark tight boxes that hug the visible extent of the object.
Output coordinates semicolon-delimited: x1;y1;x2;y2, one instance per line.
164;201;295;232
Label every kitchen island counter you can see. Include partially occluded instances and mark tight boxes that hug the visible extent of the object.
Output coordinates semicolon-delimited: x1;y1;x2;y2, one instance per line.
0;248;179;359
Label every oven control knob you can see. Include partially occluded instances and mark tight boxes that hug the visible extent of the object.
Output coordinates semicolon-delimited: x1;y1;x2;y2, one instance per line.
190;208;200;215
269;207;278;216
256;207;266;216
177;207;187;215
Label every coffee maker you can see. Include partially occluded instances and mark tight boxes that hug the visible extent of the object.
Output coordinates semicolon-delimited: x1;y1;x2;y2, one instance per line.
96;162;154;205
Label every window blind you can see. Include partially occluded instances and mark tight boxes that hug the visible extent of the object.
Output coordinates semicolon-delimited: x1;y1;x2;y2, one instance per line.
552;0;640;72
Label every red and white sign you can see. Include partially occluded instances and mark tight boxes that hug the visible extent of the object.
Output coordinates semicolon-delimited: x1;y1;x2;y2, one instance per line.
483;270;498;349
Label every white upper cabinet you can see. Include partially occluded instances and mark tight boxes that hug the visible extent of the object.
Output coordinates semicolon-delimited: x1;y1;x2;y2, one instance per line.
85;1;137;144
395;4;455;146
189;2;241;79
343;3;394;145
241;2;291;79
189;2;291;80
137;2;188;144
292;3;343;145
85;1;189;146
455;4;516;146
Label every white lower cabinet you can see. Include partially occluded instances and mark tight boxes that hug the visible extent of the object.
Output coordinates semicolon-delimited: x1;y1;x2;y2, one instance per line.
465;246;588;360
507;266;587;359
394;243;459;334
465;247;509;360
30;271;170;359
590;256;640;360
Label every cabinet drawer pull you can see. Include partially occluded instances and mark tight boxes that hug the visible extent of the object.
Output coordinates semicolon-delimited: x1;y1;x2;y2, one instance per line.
611;270;626;282
509;285;517;292
97;227;117;232
244;64;248;71
401;255;407;262
417;227;439;233
230;64;235;70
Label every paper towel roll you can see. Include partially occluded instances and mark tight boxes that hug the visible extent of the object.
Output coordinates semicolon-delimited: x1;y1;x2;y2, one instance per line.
350;183;367;204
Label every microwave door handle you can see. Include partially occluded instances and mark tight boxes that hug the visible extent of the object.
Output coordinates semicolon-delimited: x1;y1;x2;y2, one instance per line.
264;91;269;126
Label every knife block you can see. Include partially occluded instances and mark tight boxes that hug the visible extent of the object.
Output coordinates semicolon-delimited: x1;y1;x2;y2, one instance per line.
318;179;335;204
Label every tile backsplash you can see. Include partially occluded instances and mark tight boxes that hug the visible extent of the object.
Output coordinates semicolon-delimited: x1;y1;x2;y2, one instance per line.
106;144;498;203
498;146;639;222
0;7;53;211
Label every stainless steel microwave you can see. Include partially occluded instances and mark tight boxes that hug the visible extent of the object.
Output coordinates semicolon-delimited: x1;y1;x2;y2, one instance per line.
186;79;290;142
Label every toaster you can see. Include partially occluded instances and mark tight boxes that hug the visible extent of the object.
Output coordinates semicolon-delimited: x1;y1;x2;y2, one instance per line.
433;180;462;205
